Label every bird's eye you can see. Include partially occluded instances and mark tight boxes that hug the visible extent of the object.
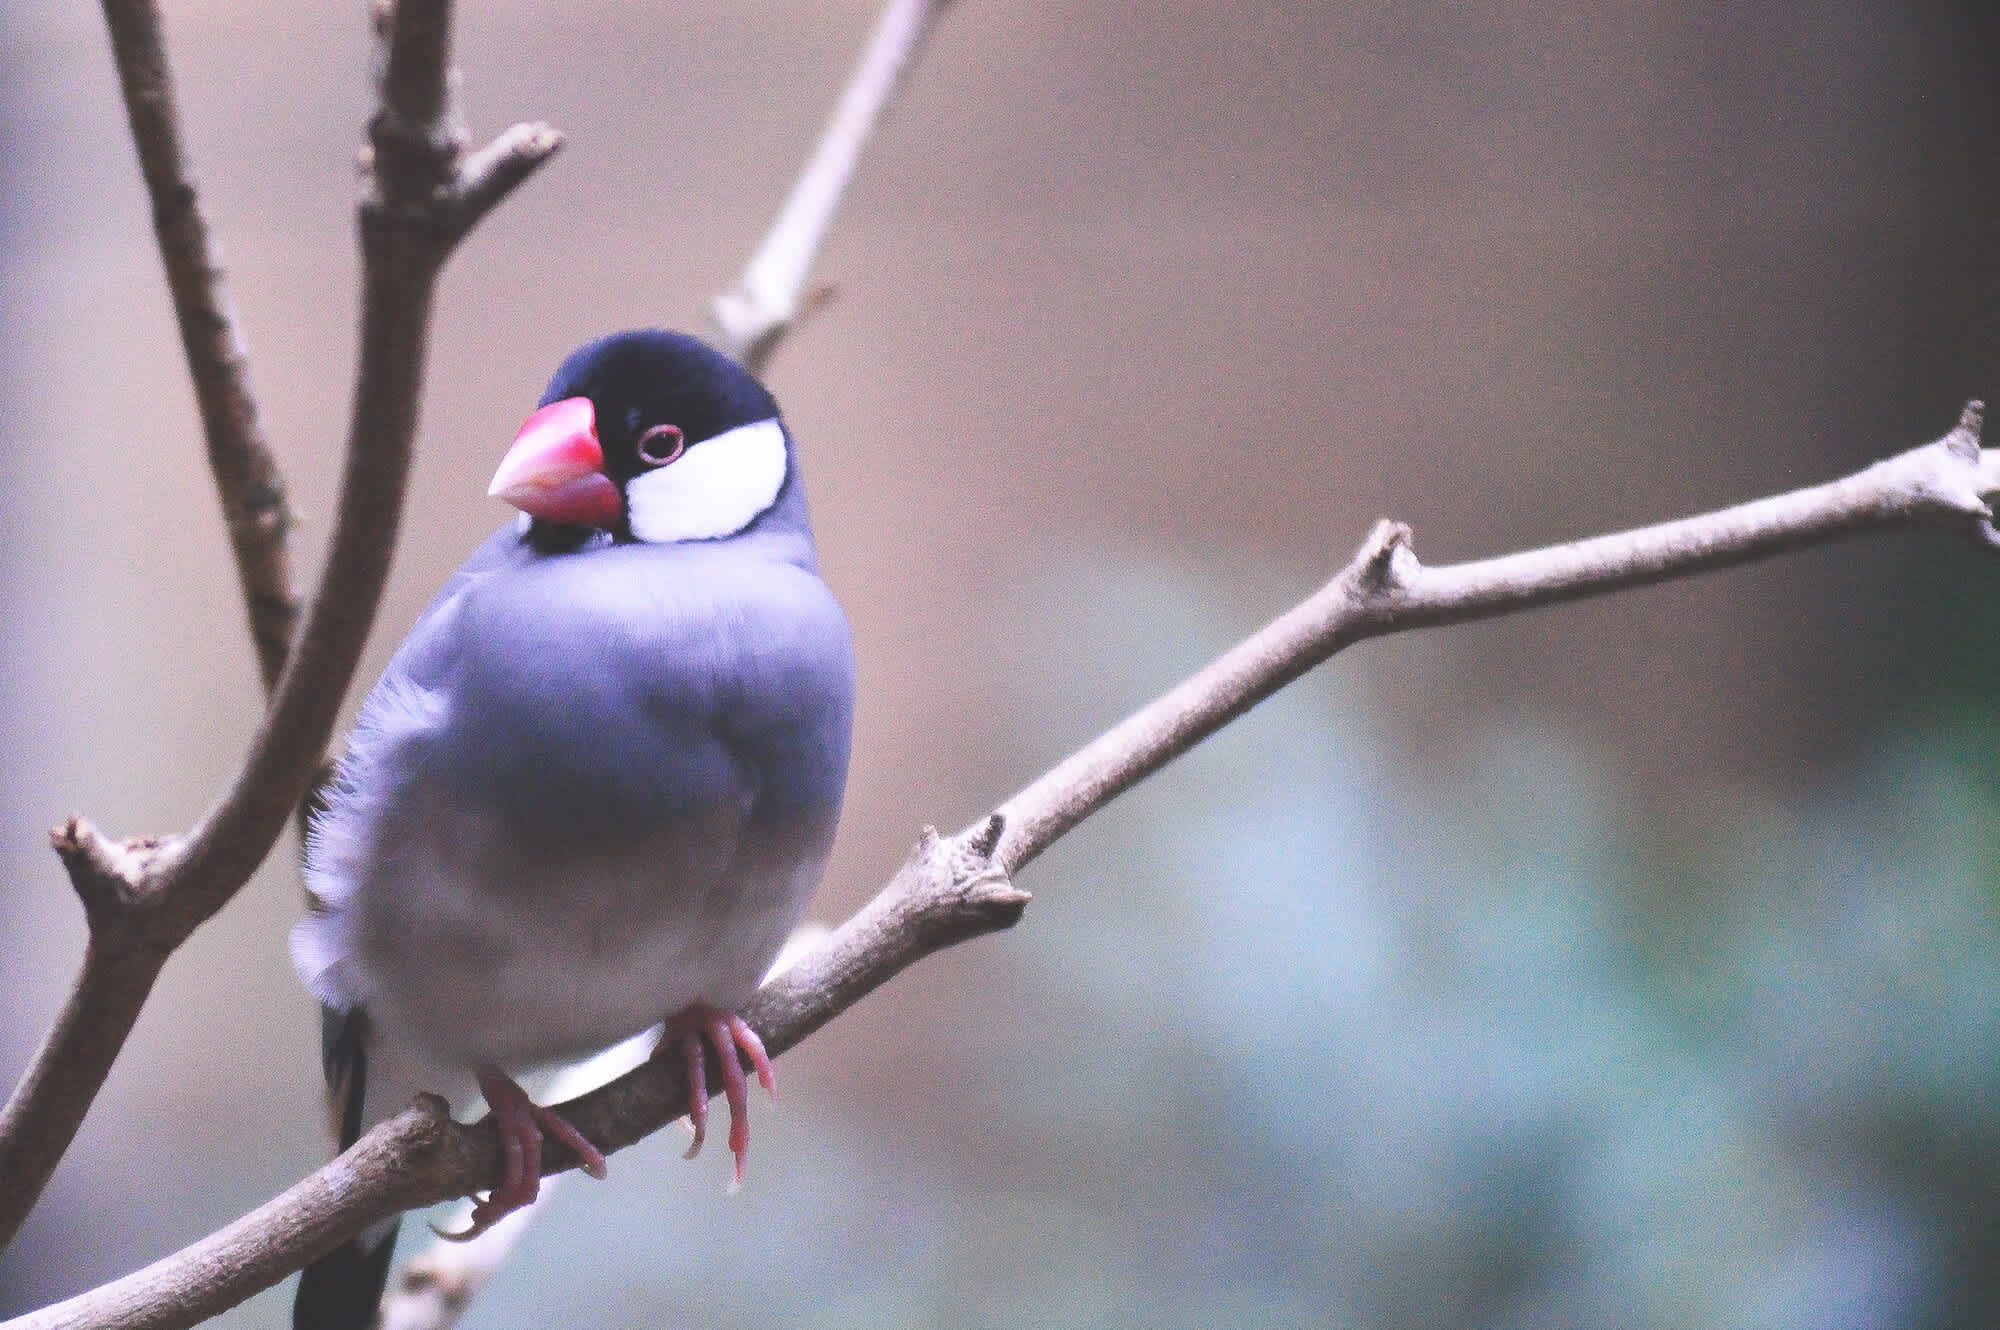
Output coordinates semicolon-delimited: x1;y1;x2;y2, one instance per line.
636;423;686;467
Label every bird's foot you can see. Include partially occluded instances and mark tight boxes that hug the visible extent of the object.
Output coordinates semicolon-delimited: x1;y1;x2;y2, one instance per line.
663;1003;775;1189
441;1067;609;1242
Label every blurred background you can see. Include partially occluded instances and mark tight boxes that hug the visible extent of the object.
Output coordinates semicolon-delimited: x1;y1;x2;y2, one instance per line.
3;1;1998;1326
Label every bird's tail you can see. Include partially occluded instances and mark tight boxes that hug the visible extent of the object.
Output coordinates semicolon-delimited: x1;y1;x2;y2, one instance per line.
292;1005;445;1330
293;1220;400;1330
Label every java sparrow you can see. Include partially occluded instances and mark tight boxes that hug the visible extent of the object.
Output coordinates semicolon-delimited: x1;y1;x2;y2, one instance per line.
289;330;854;1330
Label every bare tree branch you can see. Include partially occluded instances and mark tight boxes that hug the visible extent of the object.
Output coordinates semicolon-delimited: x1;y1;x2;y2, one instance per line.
986;403;1999;871
0;0;560;1254
98;0;298;695
711;0;954;372
11;410;1993;1330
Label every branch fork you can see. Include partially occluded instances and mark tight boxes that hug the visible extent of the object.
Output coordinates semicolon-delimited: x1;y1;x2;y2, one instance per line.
0;0;562;1258
47;818;160;924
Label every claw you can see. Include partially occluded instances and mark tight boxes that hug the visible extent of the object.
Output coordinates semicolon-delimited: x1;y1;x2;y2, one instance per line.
663;1004;777;1187
729;1014;777;1099
682;1031;710;1159
463;1067;609;1233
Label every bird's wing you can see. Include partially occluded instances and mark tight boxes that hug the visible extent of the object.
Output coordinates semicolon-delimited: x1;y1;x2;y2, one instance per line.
295;535;852;1033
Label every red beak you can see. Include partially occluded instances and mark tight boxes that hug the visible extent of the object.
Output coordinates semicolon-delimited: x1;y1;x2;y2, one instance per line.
487;397;622;528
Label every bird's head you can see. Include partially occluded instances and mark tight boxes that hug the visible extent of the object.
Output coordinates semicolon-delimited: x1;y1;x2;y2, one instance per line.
488;330;793;548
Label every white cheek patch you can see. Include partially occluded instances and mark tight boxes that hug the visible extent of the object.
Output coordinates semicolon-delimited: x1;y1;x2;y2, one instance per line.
625;417;789;544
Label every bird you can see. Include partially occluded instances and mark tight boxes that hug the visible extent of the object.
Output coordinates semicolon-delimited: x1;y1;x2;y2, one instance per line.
288;329;855;1330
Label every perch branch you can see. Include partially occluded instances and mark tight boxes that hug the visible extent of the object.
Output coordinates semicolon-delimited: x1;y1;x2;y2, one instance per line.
99;0;298;695
10;826;1026;1330
0;0;561;1253
12;408;1995;1330
711;0;954;372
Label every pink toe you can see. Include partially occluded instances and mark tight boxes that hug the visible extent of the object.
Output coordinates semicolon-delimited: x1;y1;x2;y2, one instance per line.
681;1031;710;1159
728;1015;778;1099
665;1003;774;1187
474;1065;607;1220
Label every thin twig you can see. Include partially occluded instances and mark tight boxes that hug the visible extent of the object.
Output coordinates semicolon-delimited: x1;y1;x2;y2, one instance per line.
711;0;954;372
0;0;561;1253
11;410;1994;1330
99;0;299;694
986;401;1998;871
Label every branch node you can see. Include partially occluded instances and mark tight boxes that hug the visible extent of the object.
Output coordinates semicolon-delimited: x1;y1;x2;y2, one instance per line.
49;816;154;921
715;281;840;377
1949;398;1986;460
377;1094;468;1184
445;122;565;238
1353;519;1416;593
369;103;468;190
963;865;1032;925
408;1090;454;1124
921;820;1030;929
879;820;1030;939
964;811;1005;860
